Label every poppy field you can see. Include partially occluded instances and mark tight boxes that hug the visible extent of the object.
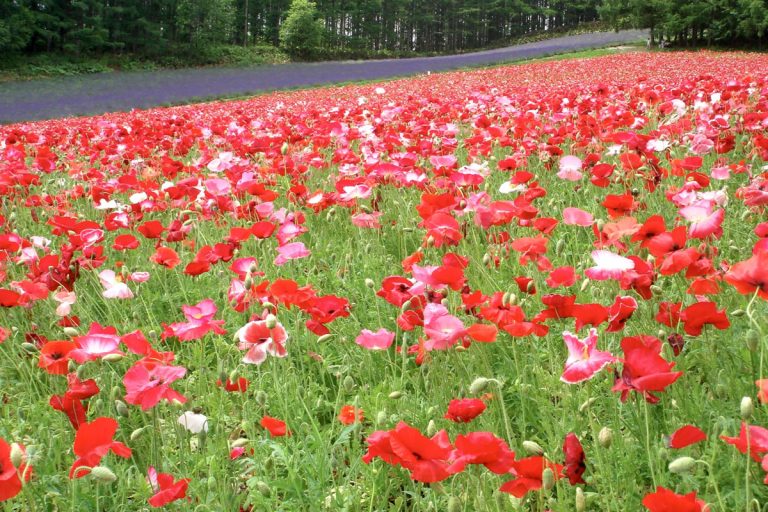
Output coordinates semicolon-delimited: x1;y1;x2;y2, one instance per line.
1;51;768;511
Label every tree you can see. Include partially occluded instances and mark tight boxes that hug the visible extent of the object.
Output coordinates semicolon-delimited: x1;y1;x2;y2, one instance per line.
279;0;324;58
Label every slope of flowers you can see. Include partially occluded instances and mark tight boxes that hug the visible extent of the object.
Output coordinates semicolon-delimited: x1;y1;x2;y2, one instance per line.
1;51;768;510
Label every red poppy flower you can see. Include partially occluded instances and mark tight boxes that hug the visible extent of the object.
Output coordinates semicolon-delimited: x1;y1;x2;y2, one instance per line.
666;425;707;449
0;438;32;501
563;433;586;484
499;456;564;498
612;335;683;403
150;246;181;269
449;432;515;474
261;415;290;437
444;398;487;423
38;340;75;375
721;422;768;462
70;417;132;478
679;301;730;336
147;467;190;508
724;250;768;299
642;487;706;511
338;405;364;425
363;422;458;482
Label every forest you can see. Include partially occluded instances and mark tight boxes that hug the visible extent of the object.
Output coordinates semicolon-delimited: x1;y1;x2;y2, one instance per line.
0;0;767;63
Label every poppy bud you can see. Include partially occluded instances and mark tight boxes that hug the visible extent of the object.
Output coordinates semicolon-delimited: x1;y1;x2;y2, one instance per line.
469;377;491;394
668;456;696;474
376;411;387;426
580;279;590;292
388;391;403;399
598;427;612;448
228;369;239;383
91;466;117;483
426;420;437;437
232;438;249;448
9;443;23;468
650;285;663;295
455;345;467;352
264;457;274;471
747;330;760;352
425;235;435;247
244;276;254;289
542;468;555;491
555;239;565;256
402;227;413;232
265;314;277;329
256;480;271;497
21;343;37;353
482;253;491;266
364;278;375;288
317;333;334;343
343;375;355;393
68;360;77;372
102;353;124;363
115;400;129;417
522;440;545;456
280;142;289;154
256;390;268;406
207;476;217;490
575;487;586;512
731;309;745;317
130;427;147;441
63;327;79;337
579;397;597;412
741;396;754;420
447;496;462;512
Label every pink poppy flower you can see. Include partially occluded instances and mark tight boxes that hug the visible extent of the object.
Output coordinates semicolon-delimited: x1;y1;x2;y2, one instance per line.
274;242;310;266
98;269;133;299
678;204;724;239
562;207;594;226
561;328;616;384
162;299;227;341
423;303;466;350
70;322;124;363
351;212;383;229
557;155;583;181
123;362;187;410
585;250;635;281
236;318;289;365
53;290;77;317
355;328;395;350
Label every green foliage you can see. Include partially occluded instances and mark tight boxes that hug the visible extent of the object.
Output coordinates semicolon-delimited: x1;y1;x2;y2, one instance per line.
279;0;325;59
599;0;768;45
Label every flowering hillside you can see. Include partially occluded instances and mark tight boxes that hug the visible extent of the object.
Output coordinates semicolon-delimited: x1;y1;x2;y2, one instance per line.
1;51;768;510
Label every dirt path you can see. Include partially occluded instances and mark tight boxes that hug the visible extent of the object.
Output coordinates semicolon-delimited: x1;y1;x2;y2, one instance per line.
0;30;647;124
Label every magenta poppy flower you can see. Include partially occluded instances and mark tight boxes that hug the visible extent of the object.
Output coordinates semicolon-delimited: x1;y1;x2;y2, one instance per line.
355;328;395;350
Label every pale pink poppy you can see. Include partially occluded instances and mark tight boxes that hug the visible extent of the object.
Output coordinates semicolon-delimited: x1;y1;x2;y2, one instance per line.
274;242;311;266
557;155;583;181
561;328;616;384
351;212;383;229
562;207;594;226
689;134;714;155
98;270;134;299
130;271;150;283
53;290;77;317
679;205;724;239
585;250;635;281
355;328;395;350
204;178;231;196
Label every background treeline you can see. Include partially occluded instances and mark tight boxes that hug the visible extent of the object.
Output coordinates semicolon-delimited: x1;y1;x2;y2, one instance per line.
0;0;767;66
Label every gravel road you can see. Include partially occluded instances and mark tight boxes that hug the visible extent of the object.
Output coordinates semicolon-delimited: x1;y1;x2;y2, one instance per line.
0;29;648;124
